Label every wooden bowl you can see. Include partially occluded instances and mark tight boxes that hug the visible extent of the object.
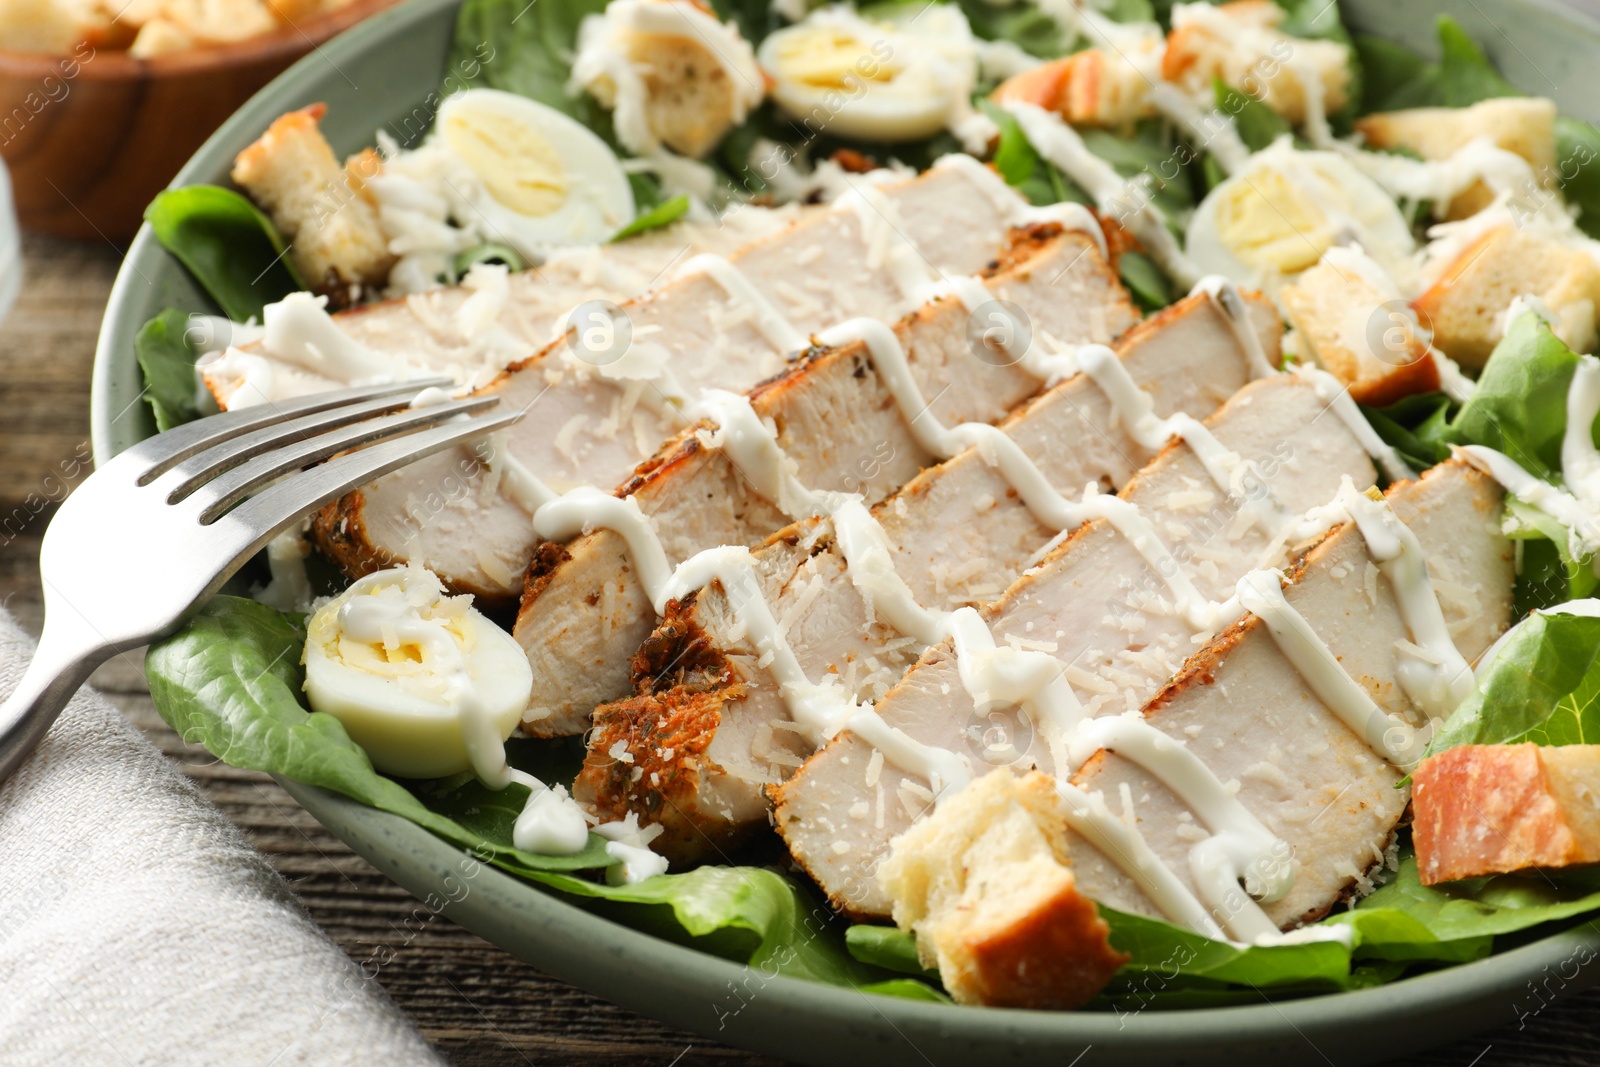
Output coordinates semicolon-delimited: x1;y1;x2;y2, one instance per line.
0;0;402;241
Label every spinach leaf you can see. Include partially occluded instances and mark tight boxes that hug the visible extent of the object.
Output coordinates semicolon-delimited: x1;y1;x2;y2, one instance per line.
1216;78;1292;153
1356;16;1519;113
145;186;303;321
612;195;691;241
1556;117;1600;240
1434;16;1519;106
1119;252;1171;311
135;309;203;432
955;0;1071;59
1427;608;1600;754
449;0;610;125
981;100;1081;208
1353;35;1438;113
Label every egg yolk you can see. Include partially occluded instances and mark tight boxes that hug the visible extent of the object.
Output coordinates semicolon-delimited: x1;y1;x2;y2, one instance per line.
1213;166;1335;275
772;28;897;88
443;109;569;218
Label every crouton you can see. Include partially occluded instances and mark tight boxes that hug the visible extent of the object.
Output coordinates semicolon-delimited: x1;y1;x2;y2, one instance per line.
572;0;765;159
1280;256;1441;406
1163;0;1351;125
231;103;395;300
1412;223;1600;368
990;45;1160;128
0;0;102;53
1413;743;1600;884
878;769;1127;1009
1356;97;1558;219
119;0;280;47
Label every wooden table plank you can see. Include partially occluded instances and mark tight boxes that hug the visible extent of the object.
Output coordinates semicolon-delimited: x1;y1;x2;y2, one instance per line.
4;233;1598;1066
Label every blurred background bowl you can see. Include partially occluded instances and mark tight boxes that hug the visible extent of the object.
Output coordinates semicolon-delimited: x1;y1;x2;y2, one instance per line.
0;0;402;242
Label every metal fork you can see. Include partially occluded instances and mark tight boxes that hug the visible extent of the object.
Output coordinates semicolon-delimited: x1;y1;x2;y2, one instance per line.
0;378;523;782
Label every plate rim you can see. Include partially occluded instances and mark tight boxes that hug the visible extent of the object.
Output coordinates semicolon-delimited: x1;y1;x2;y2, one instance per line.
89;0;1600;1060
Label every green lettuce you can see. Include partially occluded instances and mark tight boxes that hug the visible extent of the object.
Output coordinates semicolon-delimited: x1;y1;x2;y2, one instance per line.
144;186;303;322
1427;608;1600;754
134;310;204;432
146;597;925;993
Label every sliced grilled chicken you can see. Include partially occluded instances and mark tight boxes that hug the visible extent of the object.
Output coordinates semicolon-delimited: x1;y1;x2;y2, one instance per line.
1049;461;1513;932
785;461;1511;921
774;373;1384;917
313;161;1049;603
515;224;1139;734
574;291;1281;860
200;202;805;407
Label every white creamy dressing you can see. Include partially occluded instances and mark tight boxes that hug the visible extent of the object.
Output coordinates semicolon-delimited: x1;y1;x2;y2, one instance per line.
260;292;393;382
1006;103;1204;288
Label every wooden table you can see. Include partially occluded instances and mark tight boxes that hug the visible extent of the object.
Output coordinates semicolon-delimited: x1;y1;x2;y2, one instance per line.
4;232;1597;1066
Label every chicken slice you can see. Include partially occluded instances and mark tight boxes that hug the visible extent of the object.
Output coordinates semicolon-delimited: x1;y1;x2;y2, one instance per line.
774;371;1384;918
1051;460;1512;931
515;224;1139;734
200;195;804;408
313;160;1048;603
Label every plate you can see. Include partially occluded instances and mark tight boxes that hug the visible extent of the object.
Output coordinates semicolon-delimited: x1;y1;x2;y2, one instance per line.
89;0;1600;1062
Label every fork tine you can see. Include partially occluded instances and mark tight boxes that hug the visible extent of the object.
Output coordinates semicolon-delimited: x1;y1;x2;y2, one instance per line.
124;376;454;484
212;408;524;546
183;396;503;522
159;391;467;503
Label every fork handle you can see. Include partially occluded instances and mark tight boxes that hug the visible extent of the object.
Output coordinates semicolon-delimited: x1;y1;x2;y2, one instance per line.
0;613;110;784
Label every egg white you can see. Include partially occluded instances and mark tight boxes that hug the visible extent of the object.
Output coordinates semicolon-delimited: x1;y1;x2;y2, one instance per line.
435;88;635;254
1186;139;1415;291
303;566;534;780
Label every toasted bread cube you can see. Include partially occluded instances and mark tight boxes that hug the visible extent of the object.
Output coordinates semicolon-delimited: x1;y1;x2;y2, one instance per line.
1414;743;1600;885
231;103;395;297
1163;0;1351;124
990;45;1160;128
1280;259;1440;406
1356;97;1558;219
118;0;280;46
1412;223;1600;368
878;769;1127;1009
0;0;99;53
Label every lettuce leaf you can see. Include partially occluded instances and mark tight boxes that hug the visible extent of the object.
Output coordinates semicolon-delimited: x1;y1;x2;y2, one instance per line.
146;597;920;992
1361;852;1600;944
1450;313;1581;480
144;186;302;322
135;310;203;432
1427;608;1600;754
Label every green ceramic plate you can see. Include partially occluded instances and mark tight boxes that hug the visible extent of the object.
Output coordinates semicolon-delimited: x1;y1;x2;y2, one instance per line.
91;1;1600;1062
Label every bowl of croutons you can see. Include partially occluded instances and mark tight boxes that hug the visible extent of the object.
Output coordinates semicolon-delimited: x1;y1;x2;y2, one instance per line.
0;0;403;240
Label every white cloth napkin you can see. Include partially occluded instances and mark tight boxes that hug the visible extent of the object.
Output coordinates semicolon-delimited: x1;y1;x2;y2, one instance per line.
0;608;447;1067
